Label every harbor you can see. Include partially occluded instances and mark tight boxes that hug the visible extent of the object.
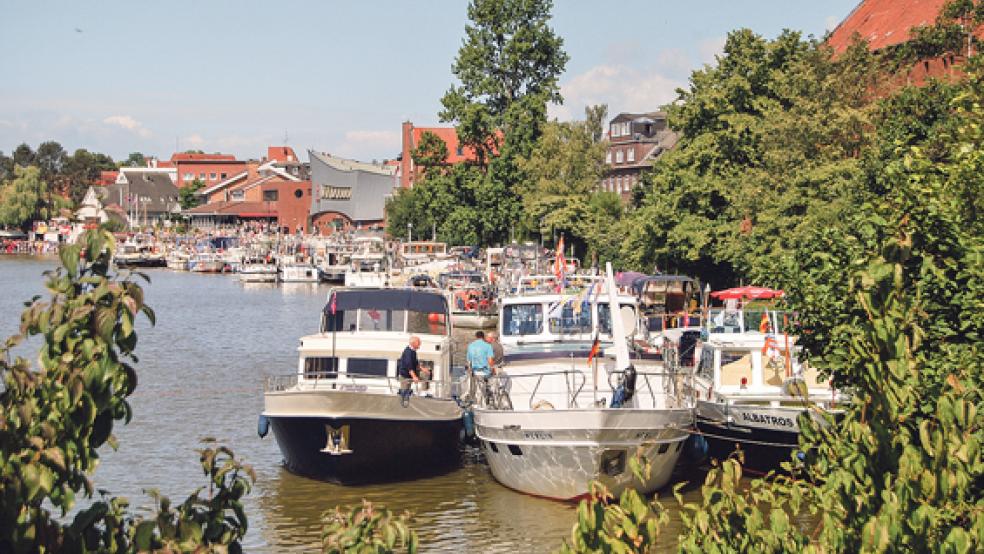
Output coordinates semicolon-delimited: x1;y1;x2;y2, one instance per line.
0;256;712;552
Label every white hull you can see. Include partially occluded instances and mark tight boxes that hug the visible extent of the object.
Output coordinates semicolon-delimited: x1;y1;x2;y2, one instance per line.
240;269;279;283
280;265;320;283
475;407;691;500
345;271;388;288
189;261;225;273
166;259;188;271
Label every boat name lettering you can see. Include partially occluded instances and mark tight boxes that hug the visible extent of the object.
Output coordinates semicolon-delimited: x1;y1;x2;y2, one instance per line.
741;412;794;427
523;431;553;440
322;186;353;200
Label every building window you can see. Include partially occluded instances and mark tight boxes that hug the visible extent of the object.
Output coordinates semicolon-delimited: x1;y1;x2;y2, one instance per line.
615;176;621;191
209;172;217;180
231;190;245;201
198;172;205;180
627;148;635;162
616;150;624;163
456;145;464;156
610;123;619;137
183;172;194;181
262;190;278;202
605;151;612;164
294;188;303;198
220;173;227;179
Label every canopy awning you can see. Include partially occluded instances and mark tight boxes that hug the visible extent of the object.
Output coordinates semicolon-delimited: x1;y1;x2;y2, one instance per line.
711;286;784;300
325;289;447;314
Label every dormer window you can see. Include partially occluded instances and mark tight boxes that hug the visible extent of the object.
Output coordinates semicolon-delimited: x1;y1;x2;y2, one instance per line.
610;123;619;137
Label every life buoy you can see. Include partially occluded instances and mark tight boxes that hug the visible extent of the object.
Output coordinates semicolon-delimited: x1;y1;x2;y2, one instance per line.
466;300;477;311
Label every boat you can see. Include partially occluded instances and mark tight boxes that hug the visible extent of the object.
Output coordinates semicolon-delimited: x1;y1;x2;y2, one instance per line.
165;248;190;271
344;237;390;288
631;275;703;359
671;286;845;473
440;270;498;329
239;261;279;283
187;251;225;273
280;262;320;283
114;239;166;268
398;241;449;268
261;287;463;483
472;264;693;500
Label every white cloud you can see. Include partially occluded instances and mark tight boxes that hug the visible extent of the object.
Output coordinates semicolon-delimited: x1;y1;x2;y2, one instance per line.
103;115;152;138
549;64;683;121
334;130;402;160
183;133;205;147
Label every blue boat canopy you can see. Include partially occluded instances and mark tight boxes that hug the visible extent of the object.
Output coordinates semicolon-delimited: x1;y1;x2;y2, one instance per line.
325;289;447;314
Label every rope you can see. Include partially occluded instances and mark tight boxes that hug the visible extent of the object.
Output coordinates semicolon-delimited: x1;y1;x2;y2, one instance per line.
684;425;805;449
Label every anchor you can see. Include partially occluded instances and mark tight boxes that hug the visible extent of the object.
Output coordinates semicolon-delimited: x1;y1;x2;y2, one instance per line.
320;424;353;455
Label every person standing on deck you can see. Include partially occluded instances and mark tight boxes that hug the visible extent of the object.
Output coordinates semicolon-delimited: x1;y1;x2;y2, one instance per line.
466;331;495;401
485;331;504;368
397;336;421;406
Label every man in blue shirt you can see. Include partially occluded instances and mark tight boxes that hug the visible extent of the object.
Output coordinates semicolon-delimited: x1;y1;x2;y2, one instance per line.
466;331;495;402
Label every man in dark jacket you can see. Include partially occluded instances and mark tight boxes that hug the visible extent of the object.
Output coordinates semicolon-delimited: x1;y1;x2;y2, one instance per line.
397;336;421;406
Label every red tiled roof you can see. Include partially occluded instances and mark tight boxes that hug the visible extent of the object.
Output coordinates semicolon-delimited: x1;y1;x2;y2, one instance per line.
170;152;238;162
827;0;980;53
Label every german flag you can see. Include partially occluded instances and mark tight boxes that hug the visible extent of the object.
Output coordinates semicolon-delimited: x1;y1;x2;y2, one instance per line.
587;333;601;367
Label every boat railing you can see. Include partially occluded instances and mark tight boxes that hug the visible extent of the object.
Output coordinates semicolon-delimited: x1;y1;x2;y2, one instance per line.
607;368;694;409
265;371;465;398
486;370;587;409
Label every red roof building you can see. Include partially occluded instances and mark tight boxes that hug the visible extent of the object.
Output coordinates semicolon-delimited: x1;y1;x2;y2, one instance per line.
827;0;984;84
169;152;247;189
97;170;119;186
399;121;486;188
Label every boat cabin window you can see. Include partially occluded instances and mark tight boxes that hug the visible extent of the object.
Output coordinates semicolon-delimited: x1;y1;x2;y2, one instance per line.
358;309;406;332
324;310;359;332
304;357;339;378
407;311;448;336
347;358;388;377
597;303;637;335
719;350;754;387
548;303;592;335
709;309;743;333
503;304;543;336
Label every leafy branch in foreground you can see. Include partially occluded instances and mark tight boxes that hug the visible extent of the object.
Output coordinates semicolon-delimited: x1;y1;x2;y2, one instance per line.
0;230;254;553
321;500;418;554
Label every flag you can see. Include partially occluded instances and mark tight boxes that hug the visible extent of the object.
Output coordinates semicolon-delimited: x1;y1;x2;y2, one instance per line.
759;312;770;333
587;333;601;367
368;309;380;320
330;292;337;315
762;335;778;357
553;236;566;279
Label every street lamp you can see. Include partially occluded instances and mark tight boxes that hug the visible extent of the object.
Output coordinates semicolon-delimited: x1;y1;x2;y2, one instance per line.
407;222;412;243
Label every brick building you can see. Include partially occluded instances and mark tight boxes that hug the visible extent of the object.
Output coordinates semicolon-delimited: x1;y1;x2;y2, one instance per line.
165;152;247;189
600;112;678;201
827;0;984;85
399;121;485;188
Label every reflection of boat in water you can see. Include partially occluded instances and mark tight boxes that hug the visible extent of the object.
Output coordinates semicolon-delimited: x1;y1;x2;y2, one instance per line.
474;265;693;500
261;287;462;484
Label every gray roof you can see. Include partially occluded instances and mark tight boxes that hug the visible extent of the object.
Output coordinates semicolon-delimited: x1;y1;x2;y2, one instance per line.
102;172;181;215
308;150;398;222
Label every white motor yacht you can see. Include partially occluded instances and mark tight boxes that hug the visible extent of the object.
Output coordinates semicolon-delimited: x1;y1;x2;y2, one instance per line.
187;251;225;273
280;262;320;283
239;261;279;283
670;293;845;472
473;264;693;500
261;287;462;483
441;270;498;329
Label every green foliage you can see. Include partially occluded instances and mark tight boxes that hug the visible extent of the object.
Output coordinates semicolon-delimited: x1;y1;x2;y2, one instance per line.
124;152;146;168
0;230;254;552
0;165;53;231
517;118;618;263
411;131;449;169
386;164;485;245
180;178;206;210
321;500;418;554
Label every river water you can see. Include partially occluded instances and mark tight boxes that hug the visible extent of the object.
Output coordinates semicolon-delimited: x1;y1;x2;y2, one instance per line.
0;257;706;552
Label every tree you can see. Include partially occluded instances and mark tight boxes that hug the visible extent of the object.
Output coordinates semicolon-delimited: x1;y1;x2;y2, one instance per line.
0;166;50;230
179;178;205;210
35;141;67;184
517;119;612;261
410;131;449;169
62;148;116;204
584;104;608;143
0;151;13;182
433;0;569;245
124;152;146;168
11;143;34;167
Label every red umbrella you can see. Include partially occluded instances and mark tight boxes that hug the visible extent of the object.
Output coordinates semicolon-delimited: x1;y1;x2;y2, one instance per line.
710;286;784;300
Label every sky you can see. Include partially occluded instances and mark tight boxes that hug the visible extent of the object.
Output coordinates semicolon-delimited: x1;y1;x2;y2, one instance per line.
0;0;860;163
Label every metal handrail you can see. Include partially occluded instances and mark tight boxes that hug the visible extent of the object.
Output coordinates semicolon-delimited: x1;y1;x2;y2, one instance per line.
264;371;465;398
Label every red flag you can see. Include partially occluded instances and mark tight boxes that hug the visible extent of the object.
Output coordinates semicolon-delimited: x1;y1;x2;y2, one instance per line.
368;309;380;320
330;292;337;315
587;333;601;367
759;312;770;333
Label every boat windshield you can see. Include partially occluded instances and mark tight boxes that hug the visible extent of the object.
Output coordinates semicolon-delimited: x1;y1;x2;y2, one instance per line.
502;303;543;336
547;302;591;335
707;308;791;334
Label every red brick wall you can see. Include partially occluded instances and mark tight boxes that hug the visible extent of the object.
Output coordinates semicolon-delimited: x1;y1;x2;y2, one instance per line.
311;211;354;236
175;161;247;188
262;180;311;234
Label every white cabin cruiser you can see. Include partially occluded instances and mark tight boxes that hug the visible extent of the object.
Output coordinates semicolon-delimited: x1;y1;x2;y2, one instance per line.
473;265;693;500
672;300;845;472
239;260;279;283
441;270;498;329
280;262;320;283
262;287;462;483
344;237;389;288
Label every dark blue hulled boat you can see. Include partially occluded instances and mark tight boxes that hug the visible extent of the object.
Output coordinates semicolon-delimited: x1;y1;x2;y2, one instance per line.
261;287;462;484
